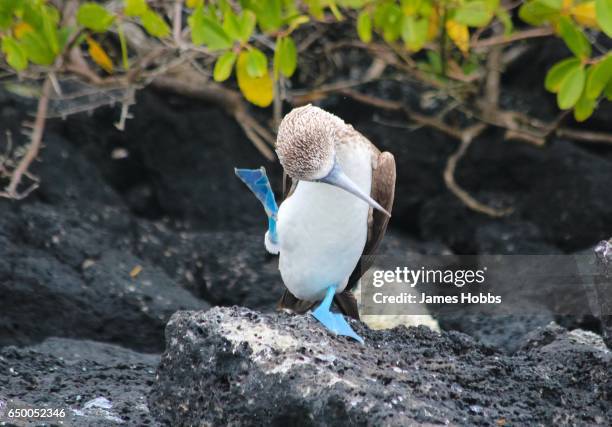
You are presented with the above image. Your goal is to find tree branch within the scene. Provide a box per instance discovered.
[0,77,51,199]
[443,123,513,217]
[472,27,554,49]
[556,128,612,145]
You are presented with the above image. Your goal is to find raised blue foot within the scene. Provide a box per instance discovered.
[312,286,364,344]
[235,167,278,243]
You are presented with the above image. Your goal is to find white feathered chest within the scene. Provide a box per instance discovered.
[276,141,373,301]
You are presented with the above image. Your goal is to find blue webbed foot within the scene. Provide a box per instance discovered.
[311,286,364,344]
[235,167,279,243]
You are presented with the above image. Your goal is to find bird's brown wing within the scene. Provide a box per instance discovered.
[332,151,396,319]
[347,151,396,291]
[276,152,396,320]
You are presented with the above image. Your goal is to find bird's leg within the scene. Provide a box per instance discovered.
[312,286,364,344]
[234,167,279,248]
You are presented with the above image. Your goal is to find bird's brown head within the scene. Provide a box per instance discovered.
[275,105,390,216]
[275,105,345,181]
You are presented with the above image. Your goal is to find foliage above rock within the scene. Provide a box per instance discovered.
[0,0,610,120]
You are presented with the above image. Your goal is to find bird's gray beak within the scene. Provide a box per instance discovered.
[319,162,391,217]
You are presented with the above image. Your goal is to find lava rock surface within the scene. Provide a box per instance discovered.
[0,337,159,426]
[150,307,611,426]
[0,198,207,352]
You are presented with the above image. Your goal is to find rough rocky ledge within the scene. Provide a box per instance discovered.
[0,338,159,426]
[150,307,611,426]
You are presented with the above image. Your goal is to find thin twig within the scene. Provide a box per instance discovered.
[444,123,513,217]
[556,128,612,145]
[0,77,51,199]
[114,87,135,130]
[472,27,554,49]
[173,0,184,47]
[0,130,13,176]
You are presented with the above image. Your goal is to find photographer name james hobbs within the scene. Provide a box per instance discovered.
[372,292,502,305]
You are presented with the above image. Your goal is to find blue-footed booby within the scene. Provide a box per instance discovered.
[236,105,396,343]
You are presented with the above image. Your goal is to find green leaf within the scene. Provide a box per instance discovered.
[574,90,596,121]
[373,3,387,28]
[223,10,242,41]
[286,14,310,31]
[1,36,27,71]
[141,9,170,37]
[0,15,12,31]
[518,0,559,26]
[340,0,368,7]
[382,4,402,42]
[305,0,324,19]
[58,26,74,53]
[596,0,612,37]
[40,5,60,55]
[484,0,501,9]
[557,65,585,109]
[585,55,612,99]
[401,15,428,52]
[274,36,297,78]
[539,0,562,9]
[213,51,237,82]
[238,11,256,42]
[545,57,581,92]
[0,0,22,30]
[454,1,493,27]
[246,48,267,78]
[117,21,130,70]
[77,3,115,32]
[282,0,299,16]
[236,51,274,107]
[357,10,372,43]
[256,0,282,32]
[558,16,591,59]
[21,1,43,31]
[20,30,55,65]
[401,0,423,16]
[188,6,232,49]
[217,0,231,15]
[125,0,148,17]
[223,9,256,43]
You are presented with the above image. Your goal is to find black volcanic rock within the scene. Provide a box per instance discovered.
[594,239,612,348]
[132,221,284,311]
[0,135,208,352]
[150,307,611,426]
[0,337,159,426]
[419,137,612,254]
[49,90,283,230]
[0,202,207,352]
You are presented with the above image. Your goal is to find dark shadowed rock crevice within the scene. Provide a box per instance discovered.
[150,307,611,426]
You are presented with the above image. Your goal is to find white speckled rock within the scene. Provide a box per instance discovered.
[149,307,611,426]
